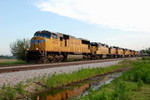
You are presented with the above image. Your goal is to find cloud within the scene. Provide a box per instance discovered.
[34,0,150,32]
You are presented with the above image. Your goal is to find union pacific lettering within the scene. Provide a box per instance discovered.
[31,40,45,44]
[53,41,58,44]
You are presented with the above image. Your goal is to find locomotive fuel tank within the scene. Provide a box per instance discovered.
[67,55,83,60]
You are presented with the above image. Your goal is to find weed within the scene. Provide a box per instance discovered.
[1,83,6,90]
[3,85,17,100]
[113,81,130,100]
[137,78,144,90]
[26,79,33,83]
[44,65,124,88]
[14,82,26,95]
[142,57,150,60]
[35,85,41,92]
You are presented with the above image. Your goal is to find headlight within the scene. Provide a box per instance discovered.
[36,48,39,50]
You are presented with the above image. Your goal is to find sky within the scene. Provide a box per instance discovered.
[0,0,150,55]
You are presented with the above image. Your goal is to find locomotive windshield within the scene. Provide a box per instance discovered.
[34,33,51,38]
[90,42,98,46]
[34,31,51,38]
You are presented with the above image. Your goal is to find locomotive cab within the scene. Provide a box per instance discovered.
[30,31,50,51]
[27,30,57,63]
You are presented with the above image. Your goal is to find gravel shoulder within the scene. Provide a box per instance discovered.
[0,58,138,87]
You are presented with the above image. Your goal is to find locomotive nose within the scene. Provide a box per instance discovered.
[30,36,46,51]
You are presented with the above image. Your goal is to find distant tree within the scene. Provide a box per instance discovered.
[140,48,150,56]
[146,48,150,56]
[141,49,146,53]
[0,55,4,59]
[10,38,30,60]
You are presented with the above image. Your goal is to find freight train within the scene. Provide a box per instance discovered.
[26,30,140,63]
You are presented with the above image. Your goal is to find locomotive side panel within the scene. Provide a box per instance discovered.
[47,37,60,52]
[97,46,109,55]
[81,44,90,53]
[69,38,82,53]
[110,48,116,55]
[118,48,124,57]
[125,49,130,57]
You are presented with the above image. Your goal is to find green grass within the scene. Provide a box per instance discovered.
[0,60,30,65]
[39,64,126,88]
[142,56,150,60]
[130,84,150,100]
[78,57,150,100]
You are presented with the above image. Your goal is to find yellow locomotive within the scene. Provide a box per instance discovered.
[27,30,91,63]
[27,30,140,63]
[90,42,109,59]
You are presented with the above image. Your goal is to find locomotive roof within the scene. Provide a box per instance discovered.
[112,46,133,51]
[91,42,109,47]
[112,46,119,48]
[112,46,123,49]
[57,32,75,38]
[57,32,90,41]
[35,30,57,35]
[36,30,90,41]
[79,38,90,41]
[110,46,116,49]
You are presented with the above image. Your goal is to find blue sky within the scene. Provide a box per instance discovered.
[0,0,150,55]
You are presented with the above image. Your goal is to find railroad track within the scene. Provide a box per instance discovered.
[0,57,139,74]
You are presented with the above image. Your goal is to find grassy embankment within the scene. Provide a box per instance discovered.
[0,59,29,65]
[0,59,132,100]
[78,57,150,100]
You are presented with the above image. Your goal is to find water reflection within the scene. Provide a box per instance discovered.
[28,72,121,100]
[32,84,90,100]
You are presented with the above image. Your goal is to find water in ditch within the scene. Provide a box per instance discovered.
[26,72,121,100]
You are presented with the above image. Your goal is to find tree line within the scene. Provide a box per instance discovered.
[140,48,150,56]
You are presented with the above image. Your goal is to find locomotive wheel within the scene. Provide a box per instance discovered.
[83,55,88,60]
[57,55,64,62]
[50,59,54,63]
[48,54,63,63]
[88,55,91,60]
[55,55,59,62]
[92,56,98,60]
[98,56,101,59]
[37,59,42,63]
[39,57,48,63]
[50,56,57,63]
[95,56,99,60]
[43,57,48,63]
[51,54,60,63]
[91,56,94,60]
[48,54,56,63]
